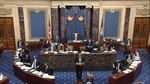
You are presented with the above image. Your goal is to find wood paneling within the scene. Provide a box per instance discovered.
[0,17,15,50]
[133,17,150,49]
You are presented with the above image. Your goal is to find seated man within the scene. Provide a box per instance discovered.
[126,54,133,65]
[86,39,93,52]
[106,39,114,51]
[93,41,100,49]
[112,60,123,74]
[23,54,31,66]
[42,40,50,49]
[41,63,54,75]
[18,49,25,62]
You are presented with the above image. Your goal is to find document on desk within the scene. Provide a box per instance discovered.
[123,69,132,73]
[21,66,31,71]
[15,62,23,66]
[42,73,55,79]
[32,71,39,74]
[0,73,4,80]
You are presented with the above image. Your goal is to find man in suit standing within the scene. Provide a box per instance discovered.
[112,60,122,74]
[76,54,84,80]
[31,56,39,69]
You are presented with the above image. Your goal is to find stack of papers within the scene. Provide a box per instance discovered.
[36,71,43,76]
[44,51,49,54]
[32,71,39,74]
[54,51,58,54]
[134,56,140,61]
[103,51,108,53]
[0,73,3,80]
[85,52,90,54]
[20,66,31,71]
[42,74,55,79]
[15,62,23,66]
[129,61,139,69]
[73,51,78,54]
[109,49,116,53]
[29,69,35,72]
[123,69,132,73]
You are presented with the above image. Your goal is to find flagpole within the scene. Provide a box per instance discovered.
[98,0,103,42]
[50,0,53,43]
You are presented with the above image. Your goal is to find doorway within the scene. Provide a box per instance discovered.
[0,17,15,50]
[132,17,150,48]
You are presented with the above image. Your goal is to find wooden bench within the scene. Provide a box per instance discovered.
[0,43,4,56]
[147,45,150,53]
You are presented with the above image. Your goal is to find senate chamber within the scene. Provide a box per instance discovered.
[0,0,150,84]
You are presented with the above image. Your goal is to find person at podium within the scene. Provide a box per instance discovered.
[86,39,93,52]
[112,60,123,74]
[75,54,84,80]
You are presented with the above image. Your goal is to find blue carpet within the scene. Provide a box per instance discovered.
[0,49,149,84]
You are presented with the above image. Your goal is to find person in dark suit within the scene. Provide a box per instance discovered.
[106,39,114,51]
[86,39,93,52]
[42,40,50,49]
[18,39,23,48]
[41,63,54,75]
[31,56,40,70]
[75,54,84,80]
[23,54,31,67]
[112,60,123,74]
[86,72,94,84]
[18,49,25,62]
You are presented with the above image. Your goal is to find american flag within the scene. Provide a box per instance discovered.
[48,21,52,43]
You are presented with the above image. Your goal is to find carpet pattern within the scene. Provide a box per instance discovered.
[0,49,149,84]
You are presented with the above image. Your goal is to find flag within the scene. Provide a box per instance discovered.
[48,21,52,43]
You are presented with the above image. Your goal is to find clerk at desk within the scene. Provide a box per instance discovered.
[42,40,50,49]
[41,63,54,75]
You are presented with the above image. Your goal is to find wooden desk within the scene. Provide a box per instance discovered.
[13,63,55,84]
[39,52,116,71]
[0,49,3,57]
[26,42,43,51]
[99,40,124,51]
[0,44,4,57]
[64,41,85,51]
[109,62,142,84]
[147,45,150,53]
[0,76,9,84]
